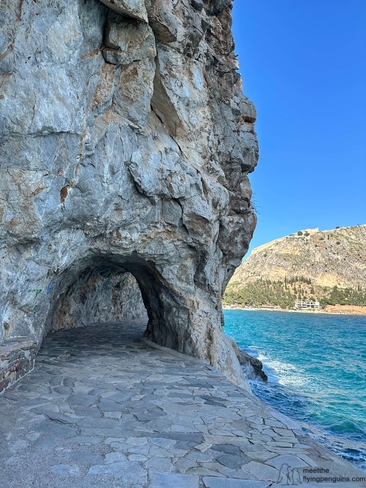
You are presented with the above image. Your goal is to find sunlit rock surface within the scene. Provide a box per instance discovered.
[0,0,258,388]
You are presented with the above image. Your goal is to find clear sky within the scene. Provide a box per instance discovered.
[232,0,366,255]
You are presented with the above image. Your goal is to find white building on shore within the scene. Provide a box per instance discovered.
[295,300,320,310]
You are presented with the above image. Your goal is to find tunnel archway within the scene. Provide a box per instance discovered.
[47,254,192,354]
[52,266,147,331]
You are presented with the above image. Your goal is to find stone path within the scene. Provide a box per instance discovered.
[1,321,365,488]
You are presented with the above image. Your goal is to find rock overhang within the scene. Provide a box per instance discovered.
[0,0,258,391]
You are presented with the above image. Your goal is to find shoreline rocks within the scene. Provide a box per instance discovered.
[228,337,268,382]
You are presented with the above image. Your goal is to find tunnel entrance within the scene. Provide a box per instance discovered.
[53,267,147,332]
[0,254,248,393]
[49,255,191,354]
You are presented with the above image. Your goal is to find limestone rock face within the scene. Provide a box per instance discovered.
[0,0,258,388]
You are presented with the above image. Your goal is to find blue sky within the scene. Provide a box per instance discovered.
[232,0,366,254]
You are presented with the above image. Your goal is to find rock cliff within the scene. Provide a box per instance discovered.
[0,0,258,388]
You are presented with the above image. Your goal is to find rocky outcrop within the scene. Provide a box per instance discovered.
[229,337,268,382]
[237,350,268,382]
[0,0,258,388]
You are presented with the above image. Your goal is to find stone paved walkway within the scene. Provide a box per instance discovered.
[1,321,365,488]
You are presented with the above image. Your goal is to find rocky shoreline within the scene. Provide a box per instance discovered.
[228,337,268,382]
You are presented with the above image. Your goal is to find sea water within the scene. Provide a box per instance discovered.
[223,310,366,472]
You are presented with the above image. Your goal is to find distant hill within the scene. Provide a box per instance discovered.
[224,225,366,311]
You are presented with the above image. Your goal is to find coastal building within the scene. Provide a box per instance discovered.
[295,300,320,310]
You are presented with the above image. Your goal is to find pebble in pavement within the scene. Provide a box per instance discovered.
[0,321,365,488]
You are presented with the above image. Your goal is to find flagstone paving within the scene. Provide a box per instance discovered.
[1,321,365,488]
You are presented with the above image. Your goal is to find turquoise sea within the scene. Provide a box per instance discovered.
[223,310,366,473]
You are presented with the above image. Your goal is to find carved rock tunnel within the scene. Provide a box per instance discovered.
[0,252,249,393]
[47,254,193,355]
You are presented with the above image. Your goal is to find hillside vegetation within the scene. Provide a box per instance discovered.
[224,225,366,311]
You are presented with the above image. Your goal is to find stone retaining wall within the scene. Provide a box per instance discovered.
[0,341,38,393]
